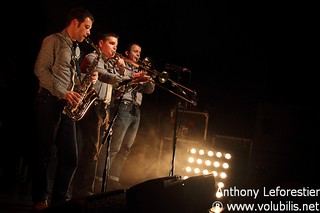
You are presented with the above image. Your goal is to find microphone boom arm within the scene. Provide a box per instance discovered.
[117,54,197,106]
[151,80,197,106]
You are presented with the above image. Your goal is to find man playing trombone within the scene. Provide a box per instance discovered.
[103,42,155,190]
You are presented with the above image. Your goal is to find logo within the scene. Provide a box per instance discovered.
[209,201,224,213]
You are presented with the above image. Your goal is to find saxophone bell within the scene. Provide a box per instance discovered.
[62,37,100,121]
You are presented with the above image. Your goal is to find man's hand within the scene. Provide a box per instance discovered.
[90,71,98,84]
[131,71,152,84]
[116,58,126,71]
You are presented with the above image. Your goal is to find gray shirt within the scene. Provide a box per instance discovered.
[34,29,79,99]
[121,62,155,106]
[81,52,123,104]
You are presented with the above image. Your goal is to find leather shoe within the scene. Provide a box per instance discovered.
[106,180,122,191]
[32,200,48,212]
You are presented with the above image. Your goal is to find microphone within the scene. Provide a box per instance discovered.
[165,64,190,73]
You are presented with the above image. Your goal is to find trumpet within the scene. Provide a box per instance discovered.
[99,50,121,68]
[116,54,197,106]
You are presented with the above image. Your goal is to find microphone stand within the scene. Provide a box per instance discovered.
[99,84,128,193]
[169,72,183,177]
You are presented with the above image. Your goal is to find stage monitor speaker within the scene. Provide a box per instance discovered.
[42,189,126,213]
[126,174,216,213]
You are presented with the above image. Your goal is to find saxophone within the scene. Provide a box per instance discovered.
[63,38,100,121]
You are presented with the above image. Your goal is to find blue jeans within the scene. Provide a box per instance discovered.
[108,102,140,181]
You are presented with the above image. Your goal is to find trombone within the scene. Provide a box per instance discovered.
[117,54,197,106]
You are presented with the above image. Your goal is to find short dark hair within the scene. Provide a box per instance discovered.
[98,32,119,42]
[126,42,141,52]
[66,7,94,26]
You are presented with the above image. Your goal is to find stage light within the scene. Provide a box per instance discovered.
[225,153,231,159]
[199,149,205,155]
[196,158,203,164]
[203,169,210,175]
[217,182,224,188]
[216,190,223,199]
[213,161,220,167]
[222,162,229,169]
[178,145,233,199]
[220,172,227,179]
[188,157,194,163]
[194,167,200,174]
[216,151,222,158]
[185,166,192,172]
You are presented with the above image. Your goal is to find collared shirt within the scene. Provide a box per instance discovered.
[121,62,155,106]
[34,29,79,99]
[81,52,122,105]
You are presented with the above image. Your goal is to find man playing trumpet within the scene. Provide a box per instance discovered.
[72,32,127,198]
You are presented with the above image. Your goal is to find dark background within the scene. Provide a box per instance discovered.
[1,0,319,191]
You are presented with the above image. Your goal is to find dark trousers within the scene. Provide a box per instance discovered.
[31,89,78,204]
[72,100,108,198]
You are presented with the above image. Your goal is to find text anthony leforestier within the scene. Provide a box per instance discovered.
[222,186,320,199]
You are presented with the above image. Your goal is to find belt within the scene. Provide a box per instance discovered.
[121,100,139,107]
[94,100,108,109]
[38,87,59,98]
[38,87,52,95]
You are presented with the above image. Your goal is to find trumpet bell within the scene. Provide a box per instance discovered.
[159,71,169,83]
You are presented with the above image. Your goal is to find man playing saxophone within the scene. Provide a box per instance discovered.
[72,32,129,198]
[32,7,97,211]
